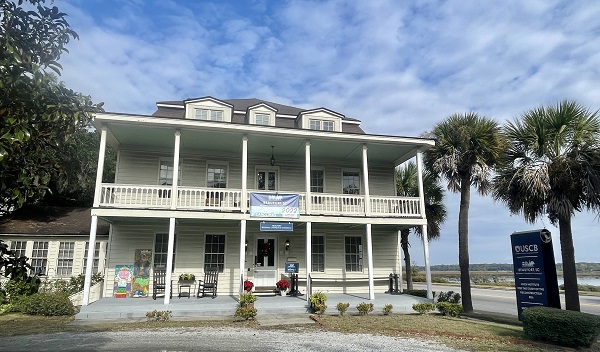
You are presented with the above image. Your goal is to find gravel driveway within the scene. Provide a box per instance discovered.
[0,327,465,352]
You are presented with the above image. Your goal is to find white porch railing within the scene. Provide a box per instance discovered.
[99,184,422,217]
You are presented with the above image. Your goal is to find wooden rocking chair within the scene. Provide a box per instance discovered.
[197,267,219,298]
[152,265,172,300]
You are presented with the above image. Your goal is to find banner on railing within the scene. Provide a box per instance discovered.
[250,193,300,218]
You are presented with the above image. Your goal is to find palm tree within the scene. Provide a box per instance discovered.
[396,161,447,290]
[493,100,600,311]
[424,113,505,313]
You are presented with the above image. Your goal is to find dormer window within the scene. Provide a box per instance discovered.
[195,109,224,121]
[255,113,270,125]
[309,119,335,131]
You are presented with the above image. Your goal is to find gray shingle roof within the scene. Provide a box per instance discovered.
[0,207,109,236]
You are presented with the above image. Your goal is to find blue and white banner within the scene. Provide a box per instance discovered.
[250,193,300,218]
[260,222,294,232]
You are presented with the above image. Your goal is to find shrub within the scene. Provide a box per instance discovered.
[39,273,104,295]
[437,291,461,304]
[412,302,435,314]
[383,304,393,315]
[146,310,172,321]
[522,306,600,348]
[239,291,257,306]
[356,302,374,316]
[234,306,257,320]
[436,302,463,317]
[17,293,76,316]
[3,279,37,302]
[309,291,327,314]
[336,302,350,316]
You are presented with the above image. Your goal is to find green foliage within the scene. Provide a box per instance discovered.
[234,306,257,320]
[356,302,374,316]
[412,302,436,314]
[16,292,76,316]
[436,302,463,317]
[309,291,327,314]
[437,291,461,304]
[336,302,350,316]
[3,279,38,302]
[403,289,428,298]
[0,0,104,210]
[522,306,600,348]
[239,291,257,305]
[39,273,104,296]
[146,310,172,322]
[383,304,393,315]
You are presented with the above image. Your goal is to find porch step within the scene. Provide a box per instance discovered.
[254,286,276,296]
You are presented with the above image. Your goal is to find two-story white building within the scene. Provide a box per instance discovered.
[83,97,435,305]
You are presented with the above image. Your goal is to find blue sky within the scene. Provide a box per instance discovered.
[55,0,600,265]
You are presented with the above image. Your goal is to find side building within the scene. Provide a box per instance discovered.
[84,97,435,305]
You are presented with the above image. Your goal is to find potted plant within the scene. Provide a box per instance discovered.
[178,273,195,282]
[239,291,257,308]
[276,279,290,295]
[243,279,254,292]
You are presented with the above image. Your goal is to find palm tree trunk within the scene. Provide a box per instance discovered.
[558,217,580,311]
[459,175,473,313]
[400,229,412,290]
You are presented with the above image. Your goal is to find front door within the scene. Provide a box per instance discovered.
[257,170,278,191]
[254,236,277,287]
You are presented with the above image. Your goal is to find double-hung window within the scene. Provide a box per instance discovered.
[342,171,360,195]
[204,234,225,273]
[207,164,227,188]
[57,242,75,276]
[10,241,27,258]
[345,236,363,272]
[31,241,48,275]
[309,119,335,131]
[255,113,270,125]
[195,109,224,121]
[83,241,101,274]
[311,169,324,204]
[154,234,176,271]
[312,235,325,272]
[158,160,181,198]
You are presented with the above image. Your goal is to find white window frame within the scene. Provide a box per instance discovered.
[344,236,363,272]
[255,165,280,191]
[194,108,224,121]
[204,233,226,273]
[342,169,361,195]
[311,234,325,272]
[83,241,102,275]
[31,241,49,275]
[154,233,176,272]
[323,120,334,131]
[206,161,228,189]
[57,242,75,277]
[10,240,27,258]
[310,168,325,193]
[255,113,270,125]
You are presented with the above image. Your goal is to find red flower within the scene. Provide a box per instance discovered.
[276,279,290,290]
[244,279,254,291]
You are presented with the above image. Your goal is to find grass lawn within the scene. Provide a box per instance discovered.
[1,312,598,352]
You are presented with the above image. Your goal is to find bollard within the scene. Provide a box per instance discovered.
[393,273,399,293]
[388,273,394,293]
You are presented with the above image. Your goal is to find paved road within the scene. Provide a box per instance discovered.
[0,327,466,352]
[415,284,600,316]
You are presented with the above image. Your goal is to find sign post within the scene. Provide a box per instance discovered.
[511,229,560,320]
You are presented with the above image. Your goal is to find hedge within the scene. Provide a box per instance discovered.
[522,306,600,348]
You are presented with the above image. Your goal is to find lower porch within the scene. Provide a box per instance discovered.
[74,293,432,323]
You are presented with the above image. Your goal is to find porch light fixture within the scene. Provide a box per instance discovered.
[270,145,276,166]
[245,240,248,253]
[284,238,290,252]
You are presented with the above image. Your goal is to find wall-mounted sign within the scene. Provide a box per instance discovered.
[260,222,294,232]
[511,229,560,320]
[285,262,299,273]
[250,193,299,218]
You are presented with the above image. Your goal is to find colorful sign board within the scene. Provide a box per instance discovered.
[250,193,300,218]
[285,262,299,273]
[260,222,294,232]
[113,265,133,298]
[511,229,560,320]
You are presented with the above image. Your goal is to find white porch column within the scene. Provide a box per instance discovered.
[164,218,176,304]
[366,224,374,300]
[305,141,311,215]
[241,136,248,213]
[170,130,181,210]
[82,216,98,306]
[305,221,312,301]
[362,144,371,216]
[416,151,432,298]
[239,219,247,294]
[422,224,433,299]
[92,125,107,207]
[397,230,403,292]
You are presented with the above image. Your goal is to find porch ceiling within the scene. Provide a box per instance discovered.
[99,117,433,165]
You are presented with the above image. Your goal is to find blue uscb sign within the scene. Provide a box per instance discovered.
[285,262,299,273]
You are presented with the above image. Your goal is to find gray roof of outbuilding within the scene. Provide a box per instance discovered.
[0,207,109,236]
